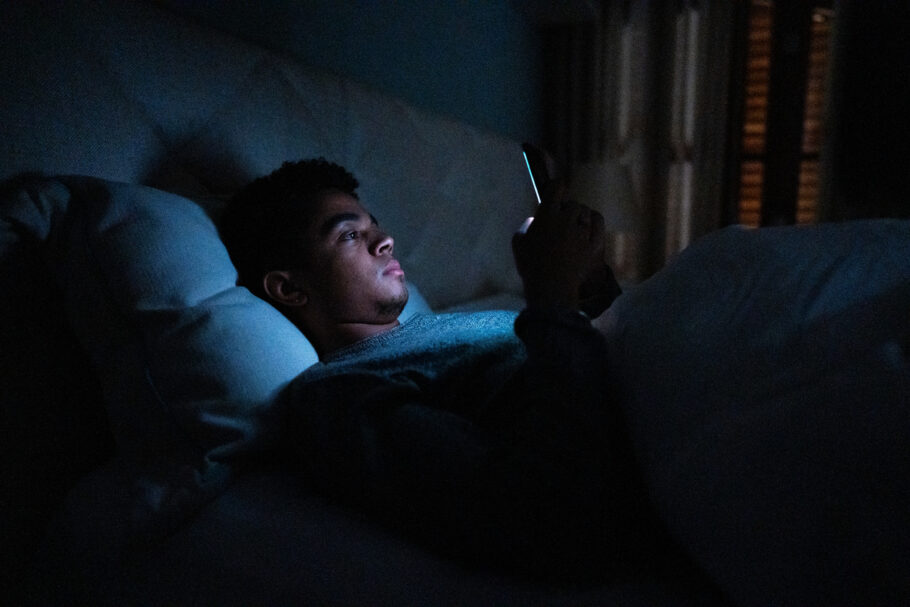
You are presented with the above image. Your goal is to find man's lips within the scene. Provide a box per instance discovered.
[383,259,405,277]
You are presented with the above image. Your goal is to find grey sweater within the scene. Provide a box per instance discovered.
[280,309,655,581]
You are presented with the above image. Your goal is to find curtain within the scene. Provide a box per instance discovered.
[542,0,737,281]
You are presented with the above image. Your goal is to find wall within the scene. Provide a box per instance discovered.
[822,0,910,220]
[157,0,543,142]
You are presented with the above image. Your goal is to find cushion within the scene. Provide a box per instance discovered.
[1,175,430,540]
[603,221,910,605]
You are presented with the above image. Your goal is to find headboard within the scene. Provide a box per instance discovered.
[0,0,535,310]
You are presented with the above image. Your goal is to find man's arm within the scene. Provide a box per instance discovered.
[505,193,646,562]
[283,369,624,581]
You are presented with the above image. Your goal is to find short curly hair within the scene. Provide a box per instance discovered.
[219,158,359,298]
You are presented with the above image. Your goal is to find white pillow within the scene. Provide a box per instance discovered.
[53,177,317,456]
[3,175,431,537]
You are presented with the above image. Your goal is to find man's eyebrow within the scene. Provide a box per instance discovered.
[319,212,378,236]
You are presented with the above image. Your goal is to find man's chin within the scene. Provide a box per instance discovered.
[377,285,409,319]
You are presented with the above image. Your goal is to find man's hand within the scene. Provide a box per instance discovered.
[577,261,622,319]
[512,198,608,312]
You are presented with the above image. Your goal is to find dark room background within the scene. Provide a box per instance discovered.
[156,0,910,281]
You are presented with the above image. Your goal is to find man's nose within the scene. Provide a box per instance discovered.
[371,231,394,256]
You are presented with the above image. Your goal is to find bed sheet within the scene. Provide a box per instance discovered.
[33,461,723,606]
[603,221,910,605]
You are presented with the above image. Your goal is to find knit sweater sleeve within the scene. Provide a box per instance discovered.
[281,310,629,581]
[512,306,611,410]
[284,369,594,578]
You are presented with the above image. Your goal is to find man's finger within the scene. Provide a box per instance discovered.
[540,179,568,206]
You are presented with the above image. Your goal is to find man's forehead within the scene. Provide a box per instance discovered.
[317,211,378,236]
[304,191,374,230]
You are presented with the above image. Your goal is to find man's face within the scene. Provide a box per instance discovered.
[295,189,408,324]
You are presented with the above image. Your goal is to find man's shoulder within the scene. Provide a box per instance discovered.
[411,309,519,328]
[404,309,519,342]
[379,308,519,346]
[306,309,520,371]
[281,309,526,414]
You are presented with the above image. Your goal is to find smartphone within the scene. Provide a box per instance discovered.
[521,142,550,205]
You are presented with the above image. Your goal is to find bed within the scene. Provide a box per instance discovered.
[2,1,909,605]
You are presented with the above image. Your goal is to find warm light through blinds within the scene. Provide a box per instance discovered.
[736,1,832,227]
[796,8,833,224]
[737,1,773,226]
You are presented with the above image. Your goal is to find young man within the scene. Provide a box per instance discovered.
[220,158,673,584]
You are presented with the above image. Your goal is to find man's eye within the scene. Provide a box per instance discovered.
[341,231,358,240]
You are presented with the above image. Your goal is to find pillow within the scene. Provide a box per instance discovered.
[603,221,910,605]
[1,176,434,540]
[0,176,320,535]
[400,280,433,321]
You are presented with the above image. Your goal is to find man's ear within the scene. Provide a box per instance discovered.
[263,270,307,307]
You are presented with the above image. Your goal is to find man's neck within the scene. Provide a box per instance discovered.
[310,319,401,359]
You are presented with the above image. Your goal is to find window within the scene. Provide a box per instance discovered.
[732,0,833,227]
